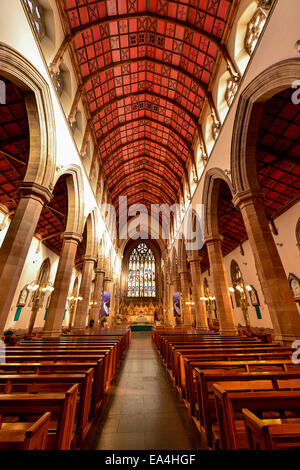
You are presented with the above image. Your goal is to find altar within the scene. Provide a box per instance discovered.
[130,313,153,331]
[119,302,158,331]
[121,302,155,322]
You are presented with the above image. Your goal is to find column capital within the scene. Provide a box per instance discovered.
[83,255,97,263]
[178,269,189,277]
[188,253,202,264]
[232,189,265,209]
[61,231,82,243]
[95,268,105,275]
[204,234,223,245]
[18,182,53,205]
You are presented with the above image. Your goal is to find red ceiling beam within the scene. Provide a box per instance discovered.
[101,137,186,168]
[111,168,178,200]
[116,188,169,208]
[53,12,223,65]
[91,90,198,125]
[82,57,208,97]
[97,116,192,149]
[105,153,182,185]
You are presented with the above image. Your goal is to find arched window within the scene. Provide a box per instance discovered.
[24,0,46,41]
[128,243,156,298]
[230,260,243,307]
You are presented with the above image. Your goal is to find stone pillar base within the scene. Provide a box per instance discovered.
[219,326,239,336]
[40,329,62,338]
[196,326,210,332]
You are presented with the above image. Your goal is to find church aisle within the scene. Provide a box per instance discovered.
[83,332,204,450]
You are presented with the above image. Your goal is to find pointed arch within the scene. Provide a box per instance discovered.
[0,43,56,191]
[231,59,300,194]
[53,164,85,236]
[202,168,234,240]
[84,208,99,258]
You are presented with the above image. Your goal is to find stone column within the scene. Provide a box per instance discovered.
[189,256,209,331]
[90,268,105,326]
[73,255,96,330]
[233,190,300,342]
[164,278,170,325]
[0,183,52,334]
[114,282,120,316]
[179,270,193,326]
[42,232,82,337]
[206,235,238,335]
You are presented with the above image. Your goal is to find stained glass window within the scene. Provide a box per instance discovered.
[127,243,156,298]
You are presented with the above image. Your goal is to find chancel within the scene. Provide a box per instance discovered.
[0,0,299,453]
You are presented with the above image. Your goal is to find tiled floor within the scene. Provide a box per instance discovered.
[83,332,205,450]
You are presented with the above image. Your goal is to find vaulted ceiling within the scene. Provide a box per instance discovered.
[60,0,238,212]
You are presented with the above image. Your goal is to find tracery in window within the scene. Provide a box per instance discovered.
[127,243,156,298]
[245,8,267,56]
[24,0,46,41]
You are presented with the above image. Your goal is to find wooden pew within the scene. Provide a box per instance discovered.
[163,338,262,364]
[161,337,261,362]
[0,384,78,450]
[0,370,93,446]
[0,412,50,450]
[0,361,103,415]
[242,408,300,450]
[174,348,292,388]
[194,369,300,448]
[16,342,121,378]
[4,348,116,384]
[168,343,287,372]
[212,386,300,450]
[182,353,294,403]
[1,353,109,389]
[183,357,296,409]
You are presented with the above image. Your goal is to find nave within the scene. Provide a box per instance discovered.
[83,332,203,450]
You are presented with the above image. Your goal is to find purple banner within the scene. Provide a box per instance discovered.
[173,292,181,317]
[102,291,111,317]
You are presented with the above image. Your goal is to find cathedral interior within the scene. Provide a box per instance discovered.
[0,0,299,453]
